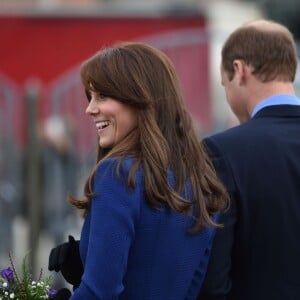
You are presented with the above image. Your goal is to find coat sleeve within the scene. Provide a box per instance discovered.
[198,137,237,300]
[71,158,141,300]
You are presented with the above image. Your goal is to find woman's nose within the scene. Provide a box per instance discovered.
[85,99,98,115]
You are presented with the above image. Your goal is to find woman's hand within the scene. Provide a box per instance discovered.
[48,235,84,288]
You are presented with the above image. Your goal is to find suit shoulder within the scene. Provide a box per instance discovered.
[206,121,260,144]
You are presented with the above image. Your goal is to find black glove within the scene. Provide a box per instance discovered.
[51,288,72,299]
[48,235,84,288]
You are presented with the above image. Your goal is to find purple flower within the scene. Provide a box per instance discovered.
[48,288,58,298]
[1,267,14,281]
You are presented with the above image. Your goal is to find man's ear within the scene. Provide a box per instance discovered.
[232,59,248,85]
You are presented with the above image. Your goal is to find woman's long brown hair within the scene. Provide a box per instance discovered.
[69,42,229,233]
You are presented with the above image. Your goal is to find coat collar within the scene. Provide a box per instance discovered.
[253,105,300,119]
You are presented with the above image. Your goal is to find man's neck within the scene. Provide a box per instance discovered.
[246,81,295,117]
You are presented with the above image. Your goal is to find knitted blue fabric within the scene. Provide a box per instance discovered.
[71,157,217,300]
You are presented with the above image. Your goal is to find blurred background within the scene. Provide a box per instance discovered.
[1,0,300,288]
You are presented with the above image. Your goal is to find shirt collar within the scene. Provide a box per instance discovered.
[251,94,300,117]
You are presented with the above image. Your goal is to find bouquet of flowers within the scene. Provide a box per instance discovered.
[0,253,57,300]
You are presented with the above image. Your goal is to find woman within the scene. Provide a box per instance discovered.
[50,42,228,300]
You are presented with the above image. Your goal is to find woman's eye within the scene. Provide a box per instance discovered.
[89,91,107,102]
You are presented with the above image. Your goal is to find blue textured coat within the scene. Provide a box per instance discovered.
[71,157,217,300]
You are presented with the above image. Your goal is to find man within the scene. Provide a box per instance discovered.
[199,20,300,300]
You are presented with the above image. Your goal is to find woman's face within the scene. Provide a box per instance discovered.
[86,90,138,149]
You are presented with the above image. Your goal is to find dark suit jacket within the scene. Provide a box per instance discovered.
[199,105,300,300]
